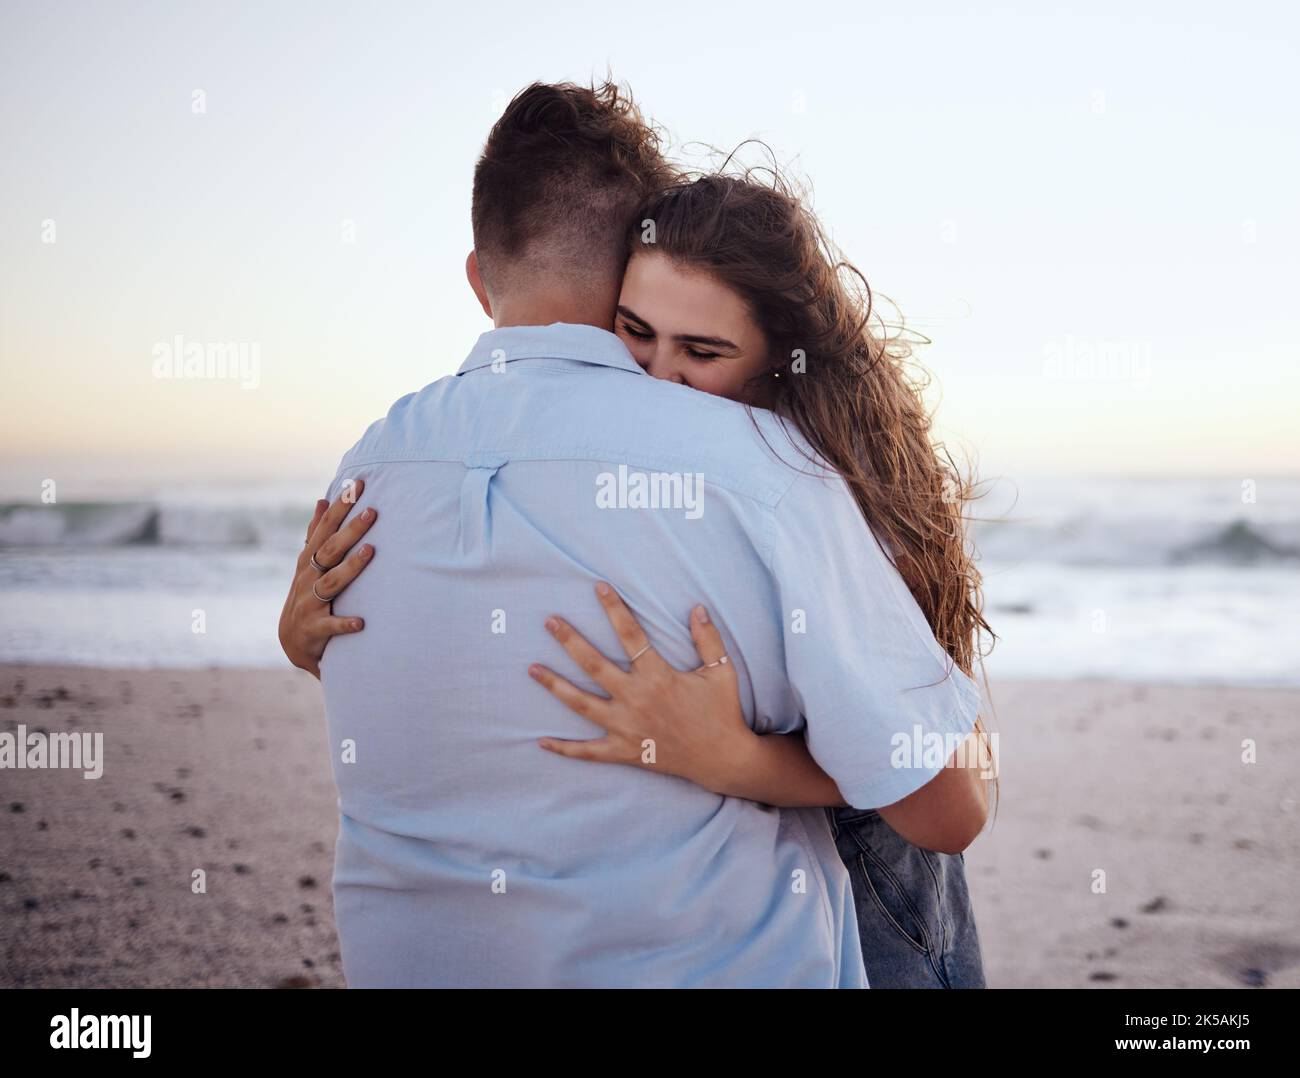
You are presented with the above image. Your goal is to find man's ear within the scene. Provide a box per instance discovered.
[466,251,492,318]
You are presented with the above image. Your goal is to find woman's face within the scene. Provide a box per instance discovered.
[614,251,771,405]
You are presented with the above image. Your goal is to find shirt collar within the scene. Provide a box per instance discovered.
[457,323,645,377]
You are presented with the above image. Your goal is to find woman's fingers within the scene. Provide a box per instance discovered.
[304,499,327,545]
[297,498,330,571]
[593,581,667,672]
[528,663,613,727]
[314,506,377,570]
[307,479,366,554]
[320,614,365,638]
[543,617,627,693]
[688,604,731,674]
[314,543,375,601]
[537,735,627,764]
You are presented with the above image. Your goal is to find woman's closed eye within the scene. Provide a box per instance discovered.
[620,322,653,341]
[621,323,719,362]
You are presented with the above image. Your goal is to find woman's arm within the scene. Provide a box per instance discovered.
[726,708,992,850]
[277,481,377,678]
[722,731,848,808]
[532,583,990,850]
[533,584,846,808]
[876,728,991,853]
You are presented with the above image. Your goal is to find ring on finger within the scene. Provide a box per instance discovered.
[309,553,329,573]
[701,654,730,669]
[312,580,333,603]
[628,643,652,663]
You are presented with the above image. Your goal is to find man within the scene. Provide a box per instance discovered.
[308,81,981,987]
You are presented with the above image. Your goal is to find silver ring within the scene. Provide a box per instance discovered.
[628,643,651,663]
[312,580,332,603]
[309,553,328,573]
[702,655,730,669]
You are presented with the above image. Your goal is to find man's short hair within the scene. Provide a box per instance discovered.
[471,80,673,295]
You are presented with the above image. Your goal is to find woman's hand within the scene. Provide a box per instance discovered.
[278,481,376,678]
[531,582,848,807]
[530,582,755,793]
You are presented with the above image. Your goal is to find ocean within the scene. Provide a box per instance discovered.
[1,473,1296,685]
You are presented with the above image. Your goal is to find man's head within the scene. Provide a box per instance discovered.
[468,80,673,327]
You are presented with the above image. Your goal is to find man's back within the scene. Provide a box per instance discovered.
[319,324,979,987]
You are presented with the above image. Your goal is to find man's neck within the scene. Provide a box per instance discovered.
[491,293,617,333]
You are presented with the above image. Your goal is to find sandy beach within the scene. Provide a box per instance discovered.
[1,664,1297,989]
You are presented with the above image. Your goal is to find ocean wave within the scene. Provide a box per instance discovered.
[0,502,308,550]
[1170,521,1300,565]
[5,492,1299,568]
[974,515,1300,567]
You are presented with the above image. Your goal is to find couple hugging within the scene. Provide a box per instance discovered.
[278,79,993,988]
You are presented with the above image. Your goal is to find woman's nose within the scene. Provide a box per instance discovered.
[641,351,686,385]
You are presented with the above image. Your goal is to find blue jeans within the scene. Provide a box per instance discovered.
[829,807,986,988]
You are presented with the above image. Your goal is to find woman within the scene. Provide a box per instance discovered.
[281,168,995,988]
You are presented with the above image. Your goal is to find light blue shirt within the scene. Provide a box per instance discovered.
[319,323,981,988]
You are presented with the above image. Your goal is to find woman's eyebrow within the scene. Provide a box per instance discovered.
[676,332,739,352]
[617,305,739,352]
[616,305,652,330]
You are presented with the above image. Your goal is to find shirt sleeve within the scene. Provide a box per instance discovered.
[771,465,983,810]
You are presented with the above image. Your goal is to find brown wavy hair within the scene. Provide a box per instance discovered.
[630,165,993,681]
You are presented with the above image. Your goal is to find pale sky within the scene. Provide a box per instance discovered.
[2,0,1297,494]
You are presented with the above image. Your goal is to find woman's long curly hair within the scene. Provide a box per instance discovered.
[630,163,993,681]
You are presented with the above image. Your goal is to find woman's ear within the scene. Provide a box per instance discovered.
[466,251,492,318]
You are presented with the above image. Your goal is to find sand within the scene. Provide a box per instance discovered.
[0,666,343,988]
[1,665,1297,988]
